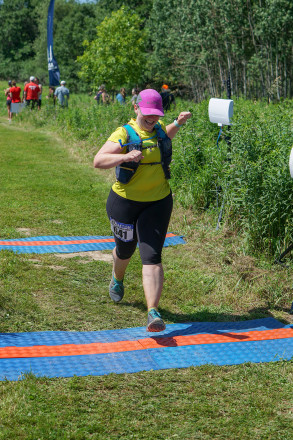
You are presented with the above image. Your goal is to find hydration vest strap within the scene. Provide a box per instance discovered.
[154,122,165,138]
[115,121,171,183]
[118,124,157,148]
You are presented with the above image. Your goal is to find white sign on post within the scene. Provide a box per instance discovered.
[208,98,234,126]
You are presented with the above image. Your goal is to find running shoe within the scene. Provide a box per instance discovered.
[109,275,124,303]
[147,308,166,332]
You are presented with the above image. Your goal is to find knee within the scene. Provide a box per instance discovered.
[140,249,162,265]
[116,245,136,260]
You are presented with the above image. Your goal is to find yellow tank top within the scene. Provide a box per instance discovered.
[108,118,171,202]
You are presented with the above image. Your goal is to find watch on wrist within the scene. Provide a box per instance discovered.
[173,119,182,128]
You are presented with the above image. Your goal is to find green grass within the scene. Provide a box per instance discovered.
[0,123,110,237]
[1,364,292,440]
[0,109,293,439]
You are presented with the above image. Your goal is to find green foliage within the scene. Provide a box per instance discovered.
[171,98,293,256]
[149,0,293,99]
[77,6,146,90]
[0,0,98,86]
[7,85,293,258]
[0,0,39,79]
[33,0,98,88]
[1,0,293,98]
[96,0,152,23]
[170,100,223,208]
[225,100,293,255]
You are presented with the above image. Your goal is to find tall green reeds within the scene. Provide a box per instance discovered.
[14,92,293,257]
[172,99,293,256]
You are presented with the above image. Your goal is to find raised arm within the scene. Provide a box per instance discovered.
[166,111,192,139]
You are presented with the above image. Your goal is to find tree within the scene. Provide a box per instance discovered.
[33,0,98,89]
[77,6,146,90]
[94,0,152,24]
[0,0,40,79]
[149,0,293,99]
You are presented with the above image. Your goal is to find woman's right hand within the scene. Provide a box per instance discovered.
[94,141,143,169]
[124,150,144,162]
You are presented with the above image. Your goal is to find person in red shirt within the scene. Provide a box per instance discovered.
[9,80,22,120]
[10,81,21,103]
[24,76,40,109]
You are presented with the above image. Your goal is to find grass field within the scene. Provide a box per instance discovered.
[0,88,293,439]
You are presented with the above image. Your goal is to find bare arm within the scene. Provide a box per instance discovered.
[94,141,144,169]
[166,111,192,139]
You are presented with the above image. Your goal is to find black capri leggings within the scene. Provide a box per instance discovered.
[106,189,173,265]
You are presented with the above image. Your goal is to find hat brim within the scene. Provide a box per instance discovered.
[139,105,164,117]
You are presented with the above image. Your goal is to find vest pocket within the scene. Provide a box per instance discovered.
[115,166,135,184]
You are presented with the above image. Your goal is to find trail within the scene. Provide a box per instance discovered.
[0,118,110,244]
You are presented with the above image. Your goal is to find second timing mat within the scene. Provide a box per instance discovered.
[0,233,185,254]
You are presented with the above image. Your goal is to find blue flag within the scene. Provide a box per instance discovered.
[47,0,60,86]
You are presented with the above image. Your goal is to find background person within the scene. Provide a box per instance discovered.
[35,77,42,110]
[116,87,126,105]
[9,80,22,120]
[54,80,70,107]
[24,76,40,110]
[99,84,110,104]
[94,86,103,104]
[131,87,139,107]
[94,89,191,332]
[22,81,28,103]
[4,80,12,121]
[160,84,176,111]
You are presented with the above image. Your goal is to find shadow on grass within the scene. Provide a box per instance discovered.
[159,306,292,325]
[114,298,292,325]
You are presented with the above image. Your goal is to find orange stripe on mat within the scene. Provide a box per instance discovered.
[0,238,115,246]
[0,233,176,247]
[1,328,292,359]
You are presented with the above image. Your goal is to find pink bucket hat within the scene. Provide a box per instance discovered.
[136,89,164,116]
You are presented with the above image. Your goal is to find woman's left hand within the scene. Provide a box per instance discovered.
[166,111,192,139]
[177,111,192,126]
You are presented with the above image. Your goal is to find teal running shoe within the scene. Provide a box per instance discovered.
[109,275,124,303]
[147,308,166,332]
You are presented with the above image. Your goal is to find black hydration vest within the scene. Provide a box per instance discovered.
[115,122,172,184]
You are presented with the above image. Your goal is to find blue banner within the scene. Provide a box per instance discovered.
[47,0,60,86]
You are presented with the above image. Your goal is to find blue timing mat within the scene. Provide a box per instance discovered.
[0,318,292,381]
[0,233,185,254]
